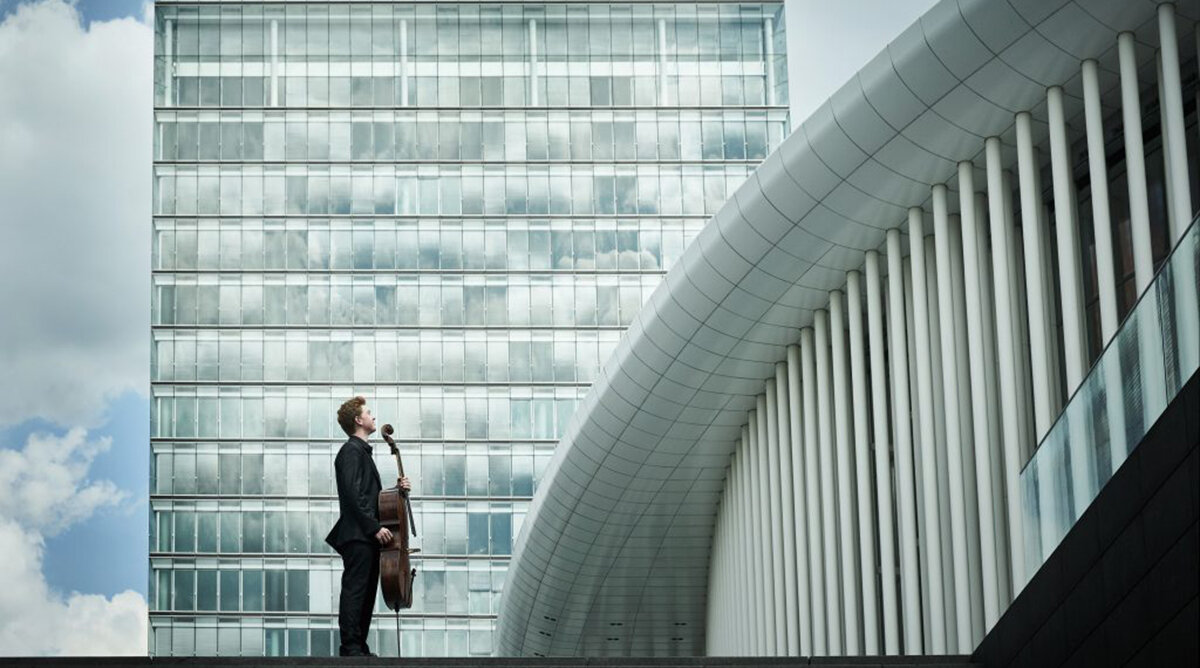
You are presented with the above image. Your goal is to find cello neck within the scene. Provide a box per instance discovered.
[393,450,406,482]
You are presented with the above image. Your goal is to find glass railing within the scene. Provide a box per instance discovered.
[1020,213,1199,579]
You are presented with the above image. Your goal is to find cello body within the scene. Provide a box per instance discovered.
[378,424,418,610]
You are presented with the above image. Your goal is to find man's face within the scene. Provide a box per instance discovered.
[356,405,377,435]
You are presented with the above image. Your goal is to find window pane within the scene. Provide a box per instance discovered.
[196,570,217,610]
[265,570,285,611]
[468,513,488,555]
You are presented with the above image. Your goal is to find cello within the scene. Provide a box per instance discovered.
[378,423,418,612]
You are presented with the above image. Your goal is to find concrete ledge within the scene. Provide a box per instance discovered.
[0,656,979,668]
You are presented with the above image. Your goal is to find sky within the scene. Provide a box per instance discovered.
[783,0,938,125]
[0,0,932,657]
[0,0,146,25]
[0,0,152,656]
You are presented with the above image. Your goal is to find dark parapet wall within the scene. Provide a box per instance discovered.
[973,370,1200,668]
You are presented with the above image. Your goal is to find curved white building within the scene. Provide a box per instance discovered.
[498,0,1199,658]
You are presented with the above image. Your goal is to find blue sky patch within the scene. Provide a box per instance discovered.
[0,390,150,598]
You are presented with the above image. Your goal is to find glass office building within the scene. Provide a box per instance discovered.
[149,1,788,657]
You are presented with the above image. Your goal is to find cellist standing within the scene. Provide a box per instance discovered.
[325,395,412,657]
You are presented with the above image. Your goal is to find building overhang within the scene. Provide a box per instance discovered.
[496,0,1197,655]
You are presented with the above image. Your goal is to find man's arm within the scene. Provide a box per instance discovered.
[335,448,382,538]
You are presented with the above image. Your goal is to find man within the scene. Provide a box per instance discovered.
[325,395,411,657]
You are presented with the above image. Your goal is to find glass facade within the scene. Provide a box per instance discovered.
[150,1,788,657]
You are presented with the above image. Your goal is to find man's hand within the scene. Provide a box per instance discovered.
[375,527,394,545]
[399,476,412,492]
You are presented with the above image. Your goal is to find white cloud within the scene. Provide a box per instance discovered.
[0,426,146,656]
[0,427,127,536]
[0,4,151,648]
[0,519,147,656]
[0,0,152,429]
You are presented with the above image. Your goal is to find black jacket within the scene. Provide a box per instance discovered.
[325,435,383,550]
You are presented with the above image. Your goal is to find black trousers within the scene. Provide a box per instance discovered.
[337,540,380,656]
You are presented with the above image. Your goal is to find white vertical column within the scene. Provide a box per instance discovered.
[726,451,736,653]
[739,439,754,654]
[1119,33,1154,290]
[865,253,900,654]
[884,235,920,654]
[763,390,786,654]
[764,18,776,106]
[724,490,731,651]
[744,446,755,654]
[1118,31,1168,430]
[729,448,739,652]
[732,445,742,653]
[164,19,174,107]
[988,154,1027,594]
[948,213,985,644]
[727,451,738,653]
[814,310,844,654]
[529,19,539,106]
[705,474,715,652]
[907,209,947,653]
[1159,60,1179,237]
[746,423,764,654]
[785,349,814,656]
[756,404,777,654]
[931,185,974,653]
[924,234,959,653]
[727,480,735,652]
[721,488,728,653]
[707,486,717,650]
[1158,4,1200,383]
[829,291,861,654]
[657,19,669,106]
[1047,86,1088,387]
[798,333,827,656]
[1082,61,1118,344]
[958,164,1000,628]
[975,191,1012,604]
[400,19,409,106]
[847,272,879,654]
[1049,84,1098,520]
[1017,112,1066,563]
[1004,168,1036,456]
[773,366,801,656]
[1158,4,1193,233]
[903,257,933,650]
[710,473,718,652]
[1015,112,1055,438]
[731,431,742,651]
[714,493,721,651]
[1038,203,1063,413]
